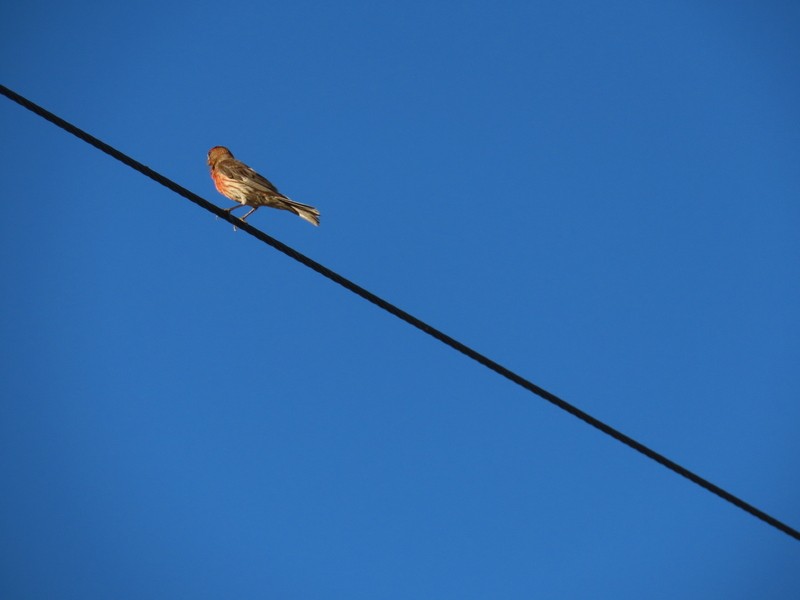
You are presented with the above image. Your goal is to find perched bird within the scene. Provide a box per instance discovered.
[207,146,320,226]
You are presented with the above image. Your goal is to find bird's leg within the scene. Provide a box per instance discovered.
[240,207,258,221]
[219,204,246,231]
[217,204,242,223]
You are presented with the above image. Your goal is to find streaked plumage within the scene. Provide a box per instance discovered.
[207,146,320,226]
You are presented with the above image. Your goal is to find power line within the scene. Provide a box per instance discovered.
[2,83,797,542]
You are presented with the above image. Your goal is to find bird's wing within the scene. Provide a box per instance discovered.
[218,160,284,196]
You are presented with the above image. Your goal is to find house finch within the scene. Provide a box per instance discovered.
[207,146,320,226]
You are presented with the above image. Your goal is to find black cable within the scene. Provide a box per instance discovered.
[2,83,797,542]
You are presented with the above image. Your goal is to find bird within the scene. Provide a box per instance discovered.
[207,146,320,226]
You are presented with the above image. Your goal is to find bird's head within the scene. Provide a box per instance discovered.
[207,146,233,167]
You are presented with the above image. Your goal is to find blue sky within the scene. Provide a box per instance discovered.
[2,1,799,597]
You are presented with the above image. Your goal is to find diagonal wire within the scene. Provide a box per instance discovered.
[2,83,798,542]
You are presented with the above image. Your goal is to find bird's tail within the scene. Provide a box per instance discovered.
[284,198,320,226]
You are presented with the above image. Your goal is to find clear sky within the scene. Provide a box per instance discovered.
[2,1,799,598]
